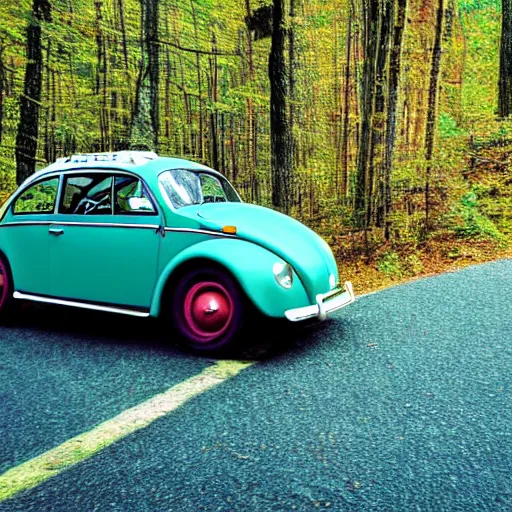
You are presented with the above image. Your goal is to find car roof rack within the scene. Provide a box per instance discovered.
[53,151,159,166]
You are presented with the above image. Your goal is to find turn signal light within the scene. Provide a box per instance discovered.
[222,225,237,234]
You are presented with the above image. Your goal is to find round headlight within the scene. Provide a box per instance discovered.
[273,262,293,289]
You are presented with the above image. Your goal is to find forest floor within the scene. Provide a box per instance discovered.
[332,139,512,296]
[342,239,512,296]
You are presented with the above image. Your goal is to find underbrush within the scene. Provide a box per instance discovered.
[321,136,512,295]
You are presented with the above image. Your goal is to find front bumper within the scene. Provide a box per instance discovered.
[284,281,355,322]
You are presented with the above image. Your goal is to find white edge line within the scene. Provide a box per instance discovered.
[0,360,254,502]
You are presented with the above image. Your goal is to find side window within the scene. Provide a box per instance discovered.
[60,175,112,215]
[200,174,228,203]
[114,176,156,215]
[13,178,59,215]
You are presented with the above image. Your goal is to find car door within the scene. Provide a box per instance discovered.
[0,176,60,295]
[49,171,161,309]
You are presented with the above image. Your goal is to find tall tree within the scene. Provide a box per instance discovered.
[355,0,379,229]
[424,0,444,231]
[245,0,257,201]
[15,0,51,185]
[0,44,5,146]
[372,0,393,227]
[130,0,159,151]
[341,8,353,198]
[94,0,110,151]
[270,0,293,214]
[382,0,408,239]
[499,0,512,116]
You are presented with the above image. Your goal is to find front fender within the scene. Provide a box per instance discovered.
[150,238,310,318]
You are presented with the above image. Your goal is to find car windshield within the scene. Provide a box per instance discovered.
[158,169,241,209]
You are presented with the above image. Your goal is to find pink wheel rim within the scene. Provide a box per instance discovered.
[183,281,234,343]
[0,260,8,309]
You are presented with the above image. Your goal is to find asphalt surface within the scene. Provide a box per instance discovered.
[1,259,512,511]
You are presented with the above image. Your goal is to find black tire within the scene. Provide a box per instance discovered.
[170,267,246,354]
[0,253,18,322]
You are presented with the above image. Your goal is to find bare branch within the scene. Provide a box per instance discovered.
[156,39,241,57]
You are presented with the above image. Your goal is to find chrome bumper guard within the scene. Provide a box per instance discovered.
[284,281,355,322]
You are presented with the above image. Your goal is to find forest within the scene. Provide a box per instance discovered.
[1,0,510,291]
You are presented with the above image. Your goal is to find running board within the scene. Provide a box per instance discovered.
[13,292,150,318]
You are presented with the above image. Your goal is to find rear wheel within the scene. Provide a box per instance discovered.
[170,267,246,353]
[0,254,16,320]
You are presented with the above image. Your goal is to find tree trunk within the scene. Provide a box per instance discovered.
[288,0,296,179]
[15,0,51,185]
[245,0,257,201]
[424,0,444,232]
[94,0,109,151]
[341,12,353,198]
[164,10,171,142]
[373,0,393,228]
[230,114,237,182]
[117,0,129,70]
[383,0,407,239]
[499,0,512,117]
[130,0,159,151]
[190,0,203,160]
[44,41,51,163]
[355,0,379,229]
[270,0,293,214]
[209,33,219,170]
[147,0,159,146]
[0,46,4,146]
[116,0,132,130]
[333,18,341,198]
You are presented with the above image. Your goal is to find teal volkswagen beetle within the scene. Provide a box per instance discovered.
[0,151,355,352]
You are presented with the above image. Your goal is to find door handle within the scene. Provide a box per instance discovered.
[48,227,64,236]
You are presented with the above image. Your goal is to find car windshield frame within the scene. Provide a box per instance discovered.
[0,190,17,221]
[158,168,242,210]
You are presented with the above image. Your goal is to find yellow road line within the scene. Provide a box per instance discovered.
[0,360,253,502]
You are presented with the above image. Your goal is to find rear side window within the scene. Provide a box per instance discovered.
[13,178,59,215]
[60,175,113,215]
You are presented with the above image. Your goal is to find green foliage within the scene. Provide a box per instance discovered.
[376,252,403,278]
[0,0,508,265]
[439,112,467,139]
[13,178,58,213]
[460,6,500,124]
[447,188,504,241]
[403,253,425,275]
[376,251,425,278]
[459,0,500,14]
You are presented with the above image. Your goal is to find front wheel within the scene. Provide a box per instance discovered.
[170,267,246,353]
[0,254,17,321]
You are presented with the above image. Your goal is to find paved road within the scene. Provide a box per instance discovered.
[1,259,511,511]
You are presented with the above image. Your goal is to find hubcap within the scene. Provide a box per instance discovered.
[183,281,234,342]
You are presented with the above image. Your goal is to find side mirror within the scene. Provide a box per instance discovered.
[128,197,154,211]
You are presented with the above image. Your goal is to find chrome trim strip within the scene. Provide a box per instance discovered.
[284,281,355,322]
[13,292,150,318]
[164,227,237,238]
[1,221,160,229]
[0,222,235,234]
[52,221,160,229]
[0,221,51,227]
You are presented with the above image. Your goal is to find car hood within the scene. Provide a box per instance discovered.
[181,202,339,301]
